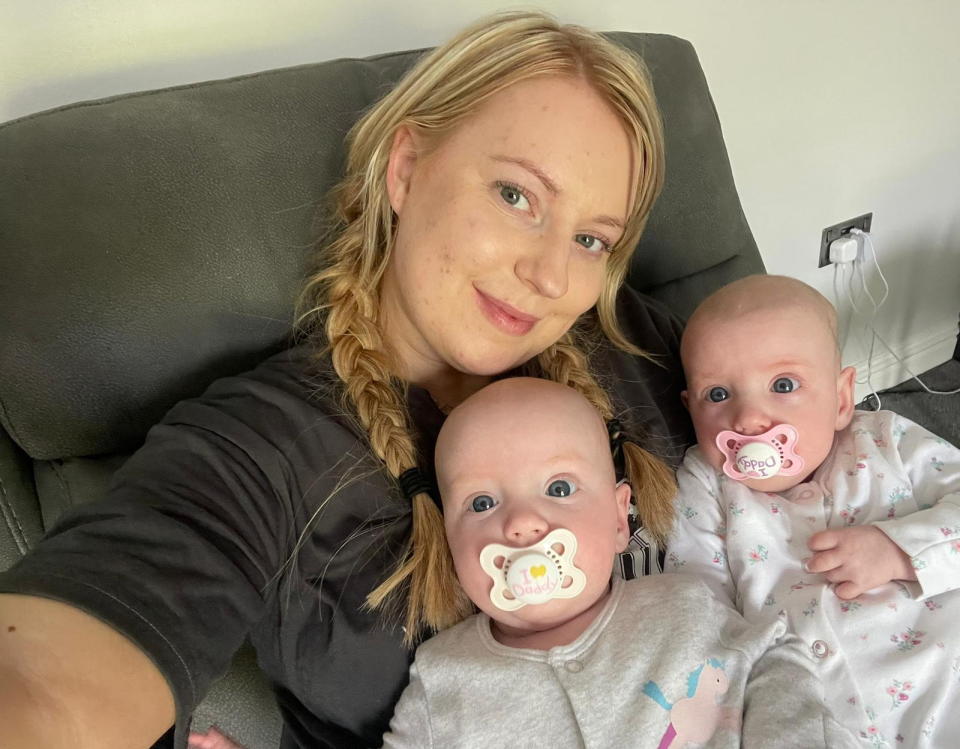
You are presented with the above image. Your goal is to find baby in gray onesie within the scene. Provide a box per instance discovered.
[381,377,857,748]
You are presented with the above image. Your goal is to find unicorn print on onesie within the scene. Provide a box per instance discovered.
[668,275,960,746]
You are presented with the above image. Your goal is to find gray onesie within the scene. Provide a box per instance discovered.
[382,575,860,748]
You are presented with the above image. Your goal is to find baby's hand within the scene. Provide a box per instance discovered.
[805,525,916,600]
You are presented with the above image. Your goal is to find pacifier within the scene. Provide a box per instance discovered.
[479,528,586,611]
[715,424,804,481]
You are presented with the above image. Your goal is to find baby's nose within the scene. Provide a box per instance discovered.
[504,507,548,545]
[732,405,772,436]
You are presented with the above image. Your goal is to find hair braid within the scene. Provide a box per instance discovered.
[536,332,676,545]
[324,271,471,644]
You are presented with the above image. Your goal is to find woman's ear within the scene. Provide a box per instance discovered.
[386,125,420,215]
[680,390,689,411]
[614,481,633,551]
[835,365,857,430]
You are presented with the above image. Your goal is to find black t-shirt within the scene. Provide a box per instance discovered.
[0,287,692,748]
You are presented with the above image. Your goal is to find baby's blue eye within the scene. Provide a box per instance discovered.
[470,495,497,513]
[546,479,576,498]
[771,377,800,394]
[707,386,729,403]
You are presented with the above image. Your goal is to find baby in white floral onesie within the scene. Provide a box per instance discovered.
[668,274,960,746]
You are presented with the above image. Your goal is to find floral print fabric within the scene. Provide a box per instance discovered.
[667,411,960,746]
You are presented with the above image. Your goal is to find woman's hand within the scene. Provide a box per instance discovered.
[805,525,916,599]
[188,726,248,749]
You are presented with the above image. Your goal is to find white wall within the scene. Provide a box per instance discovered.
[3,0,958,400]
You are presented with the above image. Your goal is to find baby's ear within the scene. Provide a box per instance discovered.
[680,390,689,411]
[835,366,857,430]
[614,481,632,551]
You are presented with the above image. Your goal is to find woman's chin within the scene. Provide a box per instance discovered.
[450,346,534,378]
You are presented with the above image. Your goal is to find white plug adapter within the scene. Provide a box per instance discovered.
[829,234,860,264]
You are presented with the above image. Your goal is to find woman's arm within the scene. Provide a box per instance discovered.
[0,593,174,749]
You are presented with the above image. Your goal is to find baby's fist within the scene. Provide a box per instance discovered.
[805,525,915,599]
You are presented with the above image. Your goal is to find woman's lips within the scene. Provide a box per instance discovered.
[474,288,539,336]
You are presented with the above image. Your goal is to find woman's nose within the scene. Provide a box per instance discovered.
[732,404,772,436]
[503,506,549,545]
[514,233,569,299]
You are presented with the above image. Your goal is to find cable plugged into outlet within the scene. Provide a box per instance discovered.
[827,220,960,407]
[828,234,860,264]
[818,212,872,267]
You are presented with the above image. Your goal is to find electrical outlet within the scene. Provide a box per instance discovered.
[818,213,872,267]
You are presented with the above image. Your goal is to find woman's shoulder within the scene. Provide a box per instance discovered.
[160,343,361,449]
[614,284,686,356]
[114,343,398,533]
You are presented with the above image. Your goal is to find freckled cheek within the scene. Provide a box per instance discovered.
[438,248,454,276]
[568,271,606,312]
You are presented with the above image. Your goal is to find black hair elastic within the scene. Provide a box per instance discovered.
[398,467,443,513]
[607,418,628,481]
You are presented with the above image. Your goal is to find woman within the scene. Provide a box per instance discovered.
[0,12,691,749]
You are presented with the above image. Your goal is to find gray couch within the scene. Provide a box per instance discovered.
[0,32,762,748]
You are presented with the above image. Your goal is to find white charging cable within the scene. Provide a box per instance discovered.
[829,228,959,407]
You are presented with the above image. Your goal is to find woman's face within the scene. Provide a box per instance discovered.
[380,75,635,385]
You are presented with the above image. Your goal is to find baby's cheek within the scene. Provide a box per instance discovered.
[698,441,726,473]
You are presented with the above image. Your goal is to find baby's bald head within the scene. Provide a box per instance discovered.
[681,275,840,371]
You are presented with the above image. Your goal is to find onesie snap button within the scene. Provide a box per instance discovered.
[811,640,830,659]
[564,660,583,673]
[794,487,820,503]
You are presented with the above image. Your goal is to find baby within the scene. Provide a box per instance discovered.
[668,274,960,745]
[382,377,857,748]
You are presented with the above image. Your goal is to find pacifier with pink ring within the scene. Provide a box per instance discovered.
[479,528,586,612]
[715,424,804,481]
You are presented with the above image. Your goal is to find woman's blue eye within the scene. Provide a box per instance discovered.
[497,182,529,210]
[707,386,729,403]
[575,234,611,254]
[470,494,497,513]
[546,479,576,498]
[772,377,800,394]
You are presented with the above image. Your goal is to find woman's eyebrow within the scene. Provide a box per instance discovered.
[594,214,625,231]
[490,154,560,196]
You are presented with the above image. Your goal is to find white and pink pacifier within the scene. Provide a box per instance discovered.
[715,424,804,481]
[479,528,586,612]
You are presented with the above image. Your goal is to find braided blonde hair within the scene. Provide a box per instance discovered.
[534,333,677,545]
[295,11,666,644]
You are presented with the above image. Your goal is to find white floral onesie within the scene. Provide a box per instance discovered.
[667,410,960,747]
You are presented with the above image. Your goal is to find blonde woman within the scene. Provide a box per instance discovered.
[0,12,688,749]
